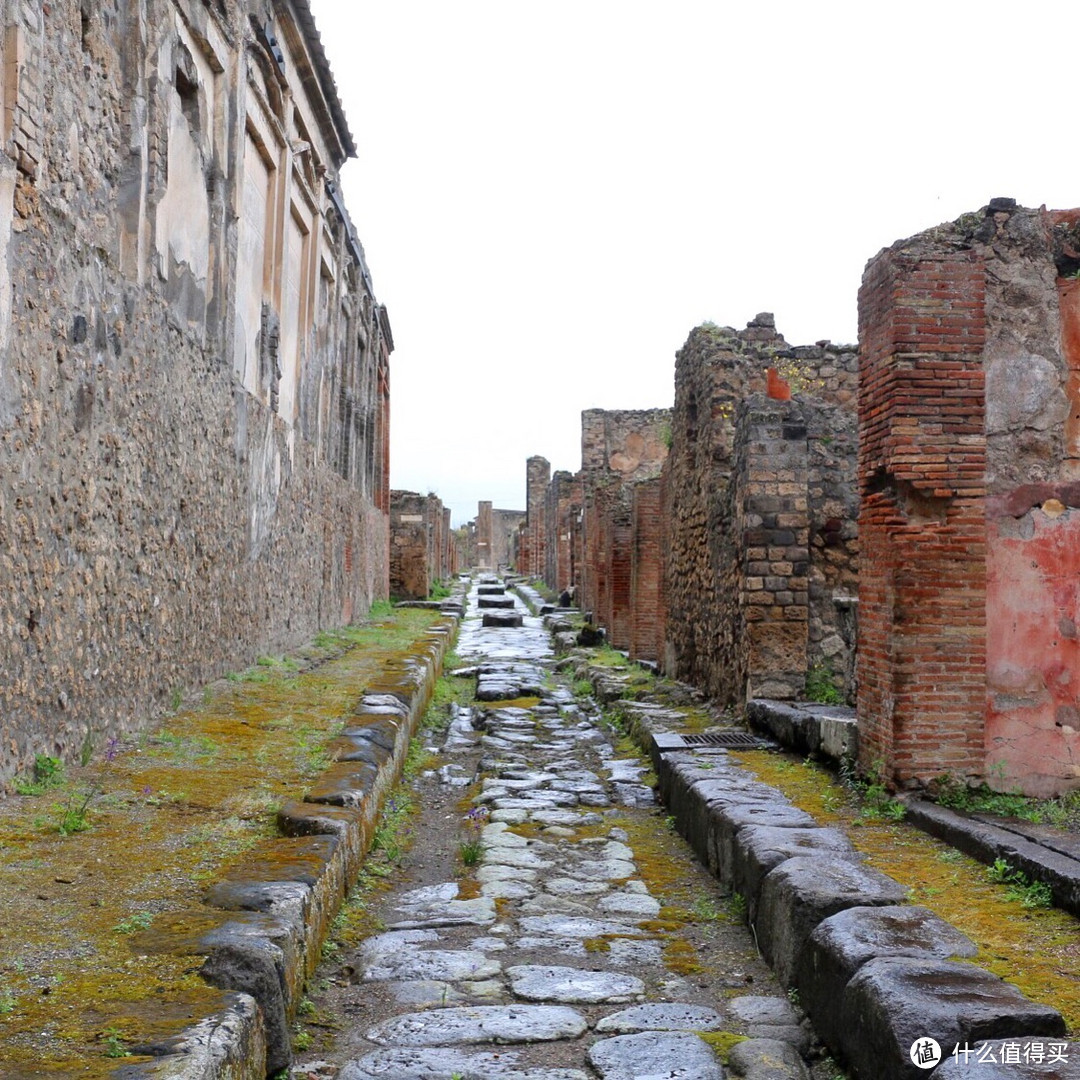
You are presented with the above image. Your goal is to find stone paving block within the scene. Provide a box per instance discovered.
[342,1048,589,1079]
[479,595,516,609]
[796,904,977,1055]
[839,956,1065,1080]
[482,610,524,628]
[594,1002,724,1033]
[730,824,857,922]
[727,1037,811,1079]
[507,964,645,1004]
[587,1030,725,1079]
[754,855,909,987]
[365,1004,589,1046]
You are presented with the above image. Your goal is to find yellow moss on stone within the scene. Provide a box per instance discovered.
[663,937,704,975]
[697,1030,750,1063]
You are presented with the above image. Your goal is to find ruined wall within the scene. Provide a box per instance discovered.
[578,408,670,649]
[0,0,390,787]
[858,200,1080,796]
[630,477,665,662]
[520,456,550,578]
[491,508,525,571]
[389,491,453,598]
[664,316,858,704]
[543,470,580,596]
[475,501,493,569]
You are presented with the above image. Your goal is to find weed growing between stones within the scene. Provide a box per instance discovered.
[987,859,1053,909]
[12,753,63,795]
[804,661,843,705]
[458,806,488,867]
[932,772,1080,829]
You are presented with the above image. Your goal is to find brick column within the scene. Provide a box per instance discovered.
[857,248,987,786]
[631,478,664,661]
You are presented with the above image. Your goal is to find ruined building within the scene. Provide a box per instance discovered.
[858,200,1080,797]
[524,321,859,698]
[0,0,391,787]
[663,318,859,705]
[389,490,457,600]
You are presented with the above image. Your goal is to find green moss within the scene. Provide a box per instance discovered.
[697,1031,749,1063]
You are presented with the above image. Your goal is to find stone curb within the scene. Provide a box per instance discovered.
[116,594,464,1080]
[572,663,1076,1080]
[745,698,857,766]
[902,798,1080,918]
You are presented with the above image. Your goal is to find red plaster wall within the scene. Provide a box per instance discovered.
[987,508,1080,795]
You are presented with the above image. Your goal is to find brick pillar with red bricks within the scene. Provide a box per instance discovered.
[857,241,988,787]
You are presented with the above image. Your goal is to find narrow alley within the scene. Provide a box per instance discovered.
[299,578,819,1080]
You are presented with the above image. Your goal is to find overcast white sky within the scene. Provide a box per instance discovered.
[309,0,1079,527]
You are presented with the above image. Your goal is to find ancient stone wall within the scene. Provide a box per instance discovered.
[390,492,455,598]
[859,201,1080,796]
[475,501,493,569]
[664,316,858,704]
[0,0,390,788]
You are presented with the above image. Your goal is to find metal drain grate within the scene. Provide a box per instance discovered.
[680,731,767,749]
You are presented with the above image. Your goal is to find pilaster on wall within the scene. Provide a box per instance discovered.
[630,478,664,661]
[734,398,810,701]
[857,245,988,786]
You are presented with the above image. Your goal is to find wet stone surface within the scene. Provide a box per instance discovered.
[301,578,825,1079]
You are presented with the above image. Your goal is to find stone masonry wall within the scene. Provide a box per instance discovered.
[0,0,390,788]
[491,508,525,571]
[664,316,858,704]
[475,501,493,569]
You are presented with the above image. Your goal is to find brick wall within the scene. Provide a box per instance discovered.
[577,409,670,643]
[0,0,391,788]
[543,470,579,594]
[857,227,990,787]
[630,478,664,661]
[522,456,550,578]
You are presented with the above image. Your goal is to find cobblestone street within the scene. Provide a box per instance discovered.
[300,581,820,1080]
